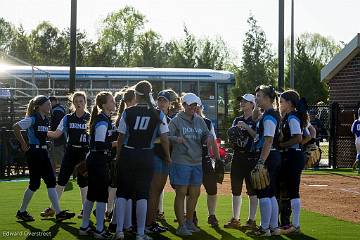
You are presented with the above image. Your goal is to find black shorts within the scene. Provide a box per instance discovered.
[255,150,282,199]
[230,152,257,196]
[86,152,110,203]
[202,156,217,195]
[26,148,56,191]
[57,146,88,188]
[116,147,154,200]
[280,149,305,199]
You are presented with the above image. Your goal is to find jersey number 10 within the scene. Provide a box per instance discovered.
[134,116,150,130]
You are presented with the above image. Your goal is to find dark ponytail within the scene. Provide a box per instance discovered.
[89,91,112,130]
[135,80,161,122]
[115,88,136,127]
[281,90,308,128]
[255,84,279,109]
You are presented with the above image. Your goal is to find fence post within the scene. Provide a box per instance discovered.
[0,127,6,177]
[329,102,338,169]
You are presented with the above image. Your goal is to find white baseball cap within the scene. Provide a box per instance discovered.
[239,93,255,105]
[182,93,199,105]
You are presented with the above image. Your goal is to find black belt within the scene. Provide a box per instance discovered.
[68,144,88,149]
[124,145,152,150]
[90,149,111,155]
[29,144,47,149]
[280,148,302,152]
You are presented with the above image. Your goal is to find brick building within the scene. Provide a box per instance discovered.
[321,34,360,168]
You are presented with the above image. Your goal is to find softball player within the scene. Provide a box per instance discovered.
[79,91,117,239]
[145,90,173,233]
[224,94,258,230]
[114,81,171,240]
[252,85,282,237]
[195,98,221,228]
[40,91,90,219]
[109,87,136,233]
[13,95,75,222]
[168,93,213,236]
[278,90,308,234]
[351,108,360,174]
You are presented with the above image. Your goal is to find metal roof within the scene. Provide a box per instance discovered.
[0,66,235,82]
[321,33,360,82]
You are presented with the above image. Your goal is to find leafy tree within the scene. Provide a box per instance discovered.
[29,21,67,65]
[0,18,15,53]
[99,6,146,66]
[134,30,167,67]
[285,33,341,104]
[231,15,276,115]
[9,25,32,63]
[167,26,197,68]
[196,38,229,70]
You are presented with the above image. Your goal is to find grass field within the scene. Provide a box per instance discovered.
[303,168,360,177]
[0,180,358,240]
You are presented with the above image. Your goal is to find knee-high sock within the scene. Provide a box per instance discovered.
[50,185,65,209]
[207,194,217,216]
[81,200,94,228]
[19,188,34,212]
[124,199,133,229]
[136,199,147,235]
[259,198,271,230]
[115,198,127,233]
[107,187,117,212]
[80,187,88,210]
[232,195,242,219]
[111,202,117,224]
[249,195,258,221]
[96,202,106,232]
[270,196,279,229]
[184,196,187,214]
[291,198,301,227]
[158,190,164,213]
[47,188,61,214]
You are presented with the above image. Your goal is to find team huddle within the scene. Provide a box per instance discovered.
[13,80,317,239]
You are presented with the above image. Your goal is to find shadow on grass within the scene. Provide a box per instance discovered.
[17,220,59,240]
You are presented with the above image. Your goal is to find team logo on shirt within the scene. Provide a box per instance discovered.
[69,123,87,129]
[37,126,48,132]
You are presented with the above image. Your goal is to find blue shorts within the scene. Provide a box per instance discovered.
[153,155,170,175]
[170,163,202,186]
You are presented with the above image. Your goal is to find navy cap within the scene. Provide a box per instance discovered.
[157,91,171,102]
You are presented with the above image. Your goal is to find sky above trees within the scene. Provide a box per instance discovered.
[0,0,359,60]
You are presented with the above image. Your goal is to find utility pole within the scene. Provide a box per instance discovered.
[290,0,295,89]
[278,0,285,91]
[69,0,77,93]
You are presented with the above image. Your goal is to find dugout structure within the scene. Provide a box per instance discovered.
[321,33,360,168]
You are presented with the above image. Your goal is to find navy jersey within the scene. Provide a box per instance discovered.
[351,119,360,138]
[281,112,302,149]
[154,115,172,159]
[202,117,217,155]
[89,112,114,151]
[254,109,280,151]
[118,104,169,149]
[51,104,66,146]
[57,112,90,146]
[17,112,49,145]
[232,115,256,152]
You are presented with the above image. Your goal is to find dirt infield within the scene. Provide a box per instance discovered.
[164,173,360,223]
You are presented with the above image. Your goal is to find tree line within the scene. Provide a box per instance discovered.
[0,6,342,107]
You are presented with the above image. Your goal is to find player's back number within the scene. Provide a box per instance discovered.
[134,116,150,130]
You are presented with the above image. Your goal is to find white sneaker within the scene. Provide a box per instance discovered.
[185,220,200,233]
[136,234,153,240]
[270,227,282,236]
[79,226,93,236]
[176,224,192,236]
[112,232,124,240]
